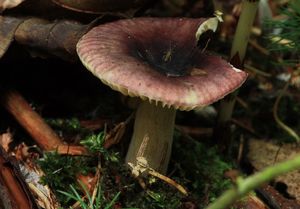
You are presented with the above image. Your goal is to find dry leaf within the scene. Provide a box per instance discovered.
[14,143,28,161]
[13,146,60,209]
[19,164,60,209]
[0,0,25,12]
[0,131,13,152]
[104,122,127,149]
[0,16,26,58]
[77,173,96,194]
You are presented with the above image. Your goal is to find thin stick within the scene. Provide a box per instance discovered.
[129,155,188,195]
[248,39,270,56]
[148,170,188,196]
[244,64,272,77]
[56,145,88,156]
[1,90,63,151]
[237,135,244,165]
[90,164,101,206]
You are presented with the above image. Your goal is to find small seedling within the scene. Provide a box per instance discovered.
[58,181,139,209]
[58,182,121,209]
[38,152,95,205]
[80,131,120,162]
[80,131,106,153]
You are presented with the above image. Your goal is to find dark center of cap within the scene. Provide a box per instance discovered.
[128,37,199,77]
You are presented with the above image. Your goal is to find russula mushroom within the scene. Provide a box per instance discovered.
[77,17,247,174]
[51,0,151,14]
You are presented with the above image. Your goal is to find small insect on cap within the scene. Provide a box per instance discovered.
[77,18,247,110]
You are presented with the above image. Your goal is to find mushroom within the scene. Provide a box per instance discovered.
[76,17,247,174]
[51,0,151,14]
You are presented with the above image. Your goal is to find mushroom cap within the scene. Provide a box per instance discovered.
[77,18,247,110]
[51,0,150,14]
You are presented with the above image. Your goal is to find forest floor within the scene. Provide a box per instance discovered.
[0,0,299,209]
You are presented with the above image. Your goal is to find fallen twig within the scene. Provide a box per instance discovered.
[148,170,188,196]
[1,90,64,151]
[1,89,89,154]
[128,156,188,196]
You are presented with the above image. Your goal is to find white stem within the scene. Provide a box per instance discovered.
[125,101,176,174]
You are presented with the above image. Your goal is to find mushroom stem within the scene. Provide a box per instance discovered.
[125,101,176,174]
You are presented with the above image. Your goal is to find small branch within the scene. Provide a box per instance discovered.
[1,90,64,151]
[236,135,244,164]
[244,64,272,77]
[148,170,188,196]
[248,39,270,56]
[231,118,259,137]
[206,153,300,209]
[128,156,188,196]
[56,145,89,155]
[1,90,90,154]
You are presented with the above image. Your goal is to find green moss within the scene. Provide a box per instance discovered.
[97,158,186,209]
[46,117,82,132]
[172,134,233,207]
[38,151,96,206]
[39,117,233,208]
[80,131,120,162]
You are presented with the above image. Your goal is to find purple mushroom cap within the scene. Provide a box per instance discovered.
[77,18,247,110]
